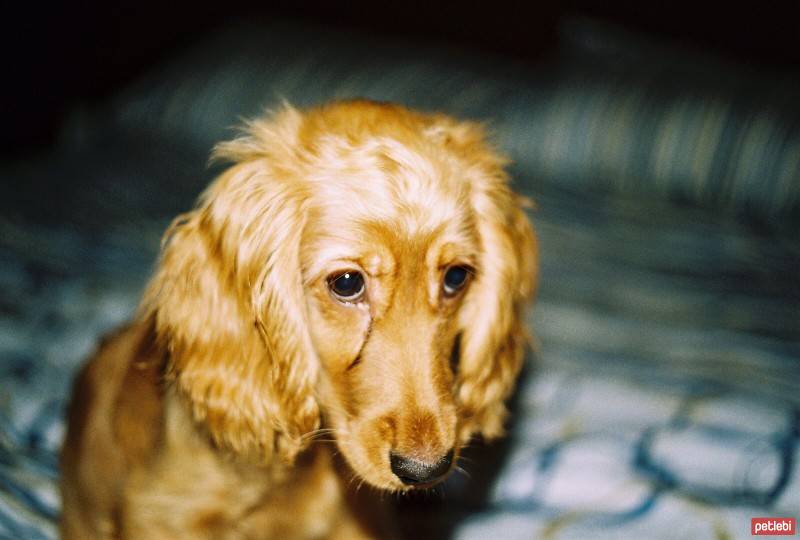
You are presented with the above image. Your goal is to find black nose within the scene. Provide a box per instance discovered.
[390,449,454,485]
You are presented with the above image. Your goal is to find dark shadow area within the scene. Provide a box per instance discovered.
[2,2,799,157]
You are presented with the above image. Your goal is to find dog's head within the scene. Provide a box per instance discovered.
[144,100,537,490]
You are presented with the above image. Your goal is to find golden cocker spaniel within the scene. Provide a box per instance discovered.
[60,100,538,539]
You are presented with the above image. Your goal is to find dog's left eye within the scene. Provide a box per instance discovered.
[443,266,470,297]
[328,271,366,302]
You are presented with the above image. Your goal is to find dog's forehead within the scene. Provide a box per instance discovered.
[307,131,472,222]
[301,165,478,278]
[296,124,485,278]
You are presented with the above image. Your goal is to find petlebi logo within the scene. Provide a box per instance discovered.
[751,517,796,536]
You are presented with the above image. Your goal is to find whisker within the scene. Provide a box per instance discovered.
[347,474,359,491]
[301,427,337,440]
[454,465,472,480]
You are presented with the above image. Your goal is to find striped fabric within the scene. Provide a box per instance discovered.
[510,73,800,221]
[67,17,800,223]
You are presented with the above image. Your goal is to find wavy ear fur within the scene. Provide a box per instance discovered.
[438,119,539,441]
[142,107,319,463]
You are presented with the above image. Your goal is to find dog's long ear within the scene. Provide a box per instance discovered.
[142,109,319,463]
[435,120,539,442]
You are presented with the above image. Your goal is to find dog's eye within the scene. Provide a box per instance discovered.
[443,266,470,297]
[328,271,366,302]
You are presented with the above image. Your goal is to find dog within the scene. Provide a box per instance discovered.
[59,99,538,539]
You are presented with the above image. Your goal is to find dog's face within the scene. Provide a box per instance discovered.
[147,100,537,492]
[305,222,466,490]
[302,170,477,490]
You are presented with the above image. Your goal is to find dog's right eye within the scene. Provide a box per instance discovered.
[328,271,366,302]
[443,265,470,297]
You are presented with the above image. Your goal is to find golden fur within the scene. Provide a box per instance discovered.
[60,100,538,539]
